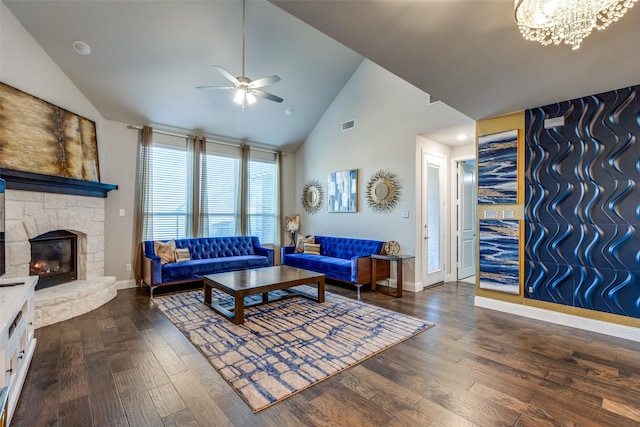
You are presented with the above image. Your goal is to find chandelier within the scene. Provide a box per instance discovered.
[514,0,638,50]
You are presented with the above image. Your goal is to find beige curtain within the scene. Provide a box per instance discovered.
[187,135,208,237]
[133,125,153,284]
[238,144,250,235]
[199,137,209,237]
[276,150,283,253]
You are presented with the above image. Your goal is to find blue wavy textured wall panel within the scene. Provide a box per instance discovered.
[525,85,640,319]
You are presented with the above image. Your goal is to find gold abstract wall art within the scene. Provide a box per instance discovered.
[0,82,100,182]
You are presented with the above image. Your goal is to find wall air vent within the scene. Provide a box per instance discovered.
[341,120,355,132]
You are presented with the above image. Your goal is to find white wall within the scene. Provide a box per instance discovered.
[101,121,139,284]
[295,59,473,288]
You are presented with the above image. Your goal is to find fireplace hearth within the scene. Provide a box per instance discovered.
[30,230,77,290]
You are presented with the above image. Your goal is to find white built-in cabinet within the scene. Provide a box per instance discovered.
[0,276,37,426]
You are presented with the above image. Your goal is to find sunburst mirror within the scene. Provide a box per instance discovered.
[366,169,401,212]
[302,179,324,214]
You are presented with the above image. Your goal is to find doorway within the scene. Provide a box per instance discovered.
[421,152,445,287]
[457,160,476,280]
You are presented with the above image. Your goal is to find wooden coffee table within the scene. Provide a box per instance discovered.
[203,266,325,324]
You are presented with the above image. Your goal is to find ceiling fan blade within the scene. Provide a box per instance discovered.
[213,65,240,85]
[249,75,281,89]
[196,85,235,90]
[252,89,284,103]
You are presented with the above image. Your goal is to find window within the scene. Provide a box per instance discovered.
[141,133,279,244]
[147,137,188,240]
[203,150,240,236]
[247,157,277,244]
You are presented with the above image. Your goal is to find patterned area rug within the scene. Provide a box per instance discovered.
[153,286,434,412]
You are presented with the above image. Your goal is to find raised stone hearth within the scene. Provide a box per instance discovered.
[35,277,117,327]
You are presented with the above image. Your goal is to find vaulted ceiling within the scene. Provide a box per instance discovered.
[272,0,640,121]
[5,0,640,151]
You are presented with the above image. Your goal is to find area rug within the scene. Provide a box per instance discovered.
[153,286,434,412]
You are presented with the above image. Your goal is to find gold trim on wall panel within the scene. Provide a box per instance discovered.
[475,111,525,303]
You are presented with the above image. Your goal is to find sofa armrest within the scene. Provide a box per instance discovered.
[141,244,163,286]
[281,245,295,261]
[350,255,390,284]
[254,245,275,266]
[351,255,373,284]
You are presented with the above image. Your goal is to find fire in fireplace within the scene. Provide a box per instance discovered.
[29,230,77,290]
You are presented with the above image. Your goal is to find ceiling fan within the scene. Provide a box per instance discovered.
[196,0,283,112]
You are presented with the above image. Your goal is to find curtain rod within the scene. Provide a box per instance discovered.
[126,124,282,155]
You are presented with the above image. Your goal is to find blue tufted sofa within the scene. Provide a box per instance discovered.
[281,235,389,297]
[142,236,273,296]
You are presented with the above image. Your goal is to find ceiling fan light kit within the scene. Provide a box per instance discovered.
[514,0,637,50]
[234,89,256,106]
[196,0,283,112]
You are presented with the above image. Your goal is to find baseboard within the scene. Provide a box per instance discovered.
[375,279,422,293]
[475,296,640,343]
[115,279,137,290]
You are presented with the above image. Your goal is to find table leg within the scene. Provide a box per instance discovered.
[317,277,325,303]
[204,283,211,305]
[371,257,378,291]
[233,292,245,325]
[262,292,269,303]
[396,258,403,298]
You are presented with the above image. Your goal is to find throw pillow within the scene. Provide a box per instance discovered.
[304,243,321,255]
[174,247,191,262]
[295,235,315,253]
[154,240,176,264]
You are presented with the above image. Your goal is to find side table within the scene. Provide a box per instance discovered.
[371,254,415,298]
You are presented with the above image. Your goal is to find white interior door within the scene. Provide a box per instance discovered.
[422,152,445,287]
[457,161,476,279]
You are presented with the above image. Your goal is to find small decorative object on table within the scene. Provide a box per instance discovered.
[285,214,300,245]
[384,240,400,256]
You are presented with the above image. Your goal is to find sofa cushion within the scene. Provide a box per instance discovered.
[175,236,256,259]
[295,235,315,253]
[174,247,191,262]
[162,255,270,282]
[304,243,321,255]
[283,253,351,283]
[154,240,176,264]
[315,236,383,259]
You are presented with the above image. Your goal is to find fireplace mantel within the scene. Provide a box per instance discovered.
[0,168,117,198]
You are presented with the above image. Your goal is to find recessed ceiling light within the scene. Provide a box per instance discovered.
[285,107,295,116]
[72,40,91,55]
[456,134,467,141]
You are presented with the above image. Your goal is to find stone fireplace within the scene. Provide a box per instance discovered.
[5,188,116,327]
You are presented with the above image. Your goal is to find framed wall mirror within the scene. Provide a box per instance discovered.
[366,169,401,212]
[302,179,324,214]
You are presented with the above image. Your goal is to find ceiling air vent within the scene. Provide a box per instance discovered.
[341,119,355,132]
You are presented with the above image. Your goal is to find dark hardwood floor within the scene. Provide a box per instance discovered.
[11,280,640,426]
